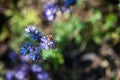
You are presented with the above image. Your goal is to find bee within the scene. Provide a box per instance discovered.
[45,32,54,40]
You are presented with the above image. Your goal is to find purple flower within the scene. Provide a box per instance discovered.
[34,47,41,54]
[40,36,56,49]
[30,34,39,41]
[20,55,30,62]
[20,47,28,55]
[25,26,42,42]
[5,51,49,80]
[35,30,42,37]
[29,53,36,61]
[40,42,49,49]
[40,36,48,43]
[48,41,56,49]
[47,15,55,21]
[25,25,36,34]
[23,41,29,47]
[28,47,34,53]
[20,42,42,61]
[43,3,57,21]
[14,71,25,80]
[31,64,42,73]
[37,72,49,80]
[6,71,14,80]
[44,3,56,15]
[29,53,41,61]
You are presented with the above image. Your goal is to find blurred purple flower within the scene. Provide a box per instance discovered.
[5,51,49,80]
[44,3,56,21]
[14,70,26,80]
[6,70,14,80]
[31,64,42,73]
[37,72,49,80]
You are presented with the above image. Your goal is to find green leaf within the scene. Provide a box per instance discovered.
[0,27,9,42]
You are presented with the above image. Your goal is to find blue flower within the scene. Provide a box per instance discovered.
[23,41,29,47]
[35,30,42,37]
[29,53,41,61]
[29,54,35,61]
[64,0,77,7]
[20,47,28,55]
[30,33,40,41]
[23,42,34,53]
[28,47,34,53]
[34,47,41,54]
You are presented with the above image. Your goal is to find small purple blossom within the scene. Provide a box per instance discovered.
[40,36,48,43]
[34,47,41,54]
[37,72,49,80]
[40,36,56,49]
[43,3,56,21]
[20,42,42,61]
[48,41,56,49]
[6,70,14,80]
[14,70,26,80]
[47,15,55,21]
[20,55,29,62]
[40,40,56,49]
[40,42,49,49]
[43,1,71,22]
[31,64,42,73]
[25,25,36,34]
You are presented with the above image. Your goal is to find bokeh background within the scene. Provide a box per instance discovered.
[0,0,120,80]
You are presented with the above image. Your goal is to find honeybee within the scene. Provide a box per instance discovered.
[46,32,54,40]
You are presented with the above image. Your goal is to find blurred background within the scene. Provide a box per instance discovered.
[0,0,120,80]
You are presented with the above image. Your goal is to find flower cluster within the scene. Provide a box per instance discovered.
[6,64,49,80]
[5,52,49,80]
[20,25,56,61]
[43,0,77,22]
